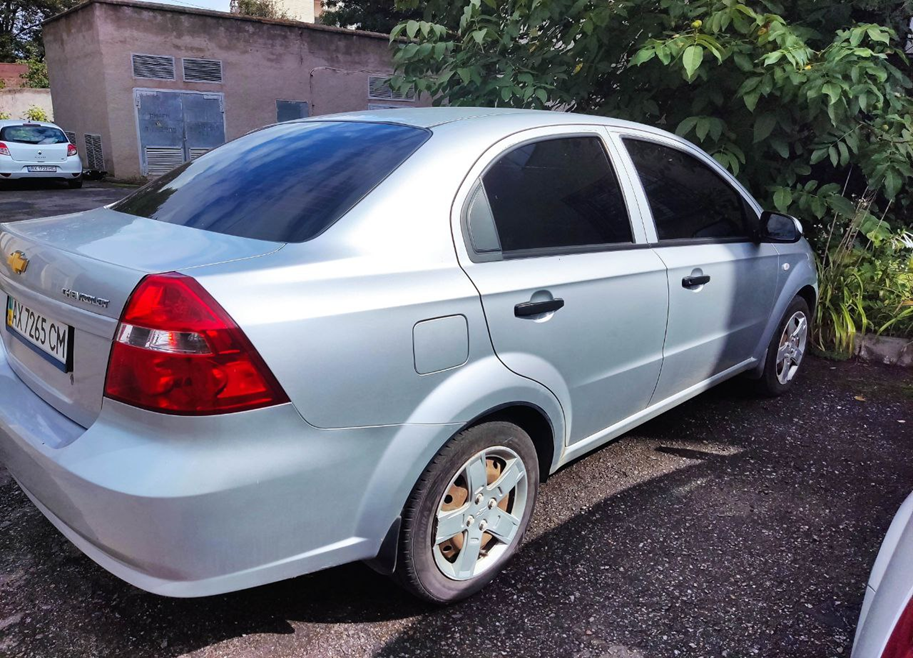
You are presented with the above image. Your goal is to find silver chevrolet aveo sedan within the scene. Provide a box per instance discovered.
[0,108,816,603]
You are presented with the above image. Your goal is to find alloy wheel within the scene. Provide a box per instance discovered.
[776,311,808,385]
[432,446,528,581]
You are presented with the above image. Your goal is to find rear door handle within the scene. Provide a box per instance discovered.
[682,275,710,289]
[515,298,565,317]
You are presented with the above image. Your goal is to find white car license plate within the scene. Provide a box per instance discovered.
[27,166,57,172]
[5,296,73,372]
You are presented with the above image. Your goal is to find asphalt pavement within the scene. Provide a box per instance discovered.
[0,357,910,658]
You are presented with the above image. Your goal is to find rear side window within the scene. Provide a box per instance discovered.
[481,136,632,254]
[113,121,430,243]
[0,125,68,145]
[624,139,752,241]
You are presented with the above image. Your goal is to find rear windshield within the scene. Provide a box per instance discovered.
[0,125,68,145]
[113,121,430,243]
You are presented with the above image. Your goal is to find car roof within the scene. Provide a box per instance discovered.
[303,106,685,150]
[0,119,63,129]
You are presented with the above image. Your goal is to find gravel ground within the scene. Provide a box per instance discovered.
[1,180,135,223]
[0,357,910,658]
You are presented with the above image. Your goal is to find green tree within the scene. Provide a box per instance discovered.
[320,0,423,33]
[1,0,80,61]
[233,0,287,19]
[17,54,47,87]
[389,0,913,231]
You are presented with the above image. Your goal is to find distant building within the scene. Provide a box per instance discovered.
[230,0,322,23]
[42,0,423,179]
[0,63,54,120]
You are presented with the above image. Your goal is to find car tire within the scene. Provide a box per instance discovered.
[755,295,811,396]
[67,179,83,189]
[394,421,540,604]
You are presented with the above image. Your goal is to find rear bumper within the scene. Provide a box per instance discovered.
[0,339,455,597]
[0,158,82,179]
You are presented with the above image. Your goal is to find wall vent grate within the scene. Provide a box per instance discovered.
[183,58,223,83]
[132,54,175,80]
[189,148,211,161]
[84,134,104,171]
[145,146,184,177]
[368,75,414,102]
[64,131,76,145]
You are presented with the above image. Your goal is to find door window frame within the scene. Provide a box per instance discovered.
[606,128,762,246]
[455,125,652,264]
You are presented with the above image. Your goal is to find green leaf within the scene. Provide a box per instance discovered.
[696,117,711,141]
[826,195,855,217]
[535,87,548,104]
[770,138,789,158]
[501,86,512,102]
[810,148,828,165]
[743,92,760,112]
[753,113,776,143]
[828,145,838,167]
[433,43,446,60]
[884,168,901,199]
[471,29,487,45]
[406,20,419,39]
[630,48,656,66]
[676,116,699,137]
[821,82,841,105]
[682,45,704,80]
[457,68,471,84]
[733,52,754,71]
[773,188,792,213]
[866,26,890,44]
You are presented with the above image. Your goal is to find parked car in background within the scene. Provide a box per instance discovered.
[853,492,913,658]
[0,108,816,604]
[0,120,82,188]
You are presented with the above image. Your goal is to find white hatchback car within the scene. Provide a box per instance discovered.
[0,120,83,187]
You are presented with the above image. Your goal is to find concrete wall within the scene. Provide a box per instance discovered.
[43,0,425,179]
[0,89,54,120]
[0,63,29,89]
[44,2,114,173]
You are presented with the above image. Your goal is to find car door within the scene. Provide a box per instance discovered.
[453,126,669,445]
[614,131,779,402]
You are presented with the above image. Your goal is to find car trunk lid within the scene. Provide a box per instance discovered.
[0,207,283,428]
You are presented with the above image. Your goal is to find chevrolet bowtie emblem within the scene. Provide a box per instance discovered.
[7,251,29,275]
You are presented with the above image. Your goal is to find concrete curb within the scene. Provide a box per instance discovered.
[855,333,913,368]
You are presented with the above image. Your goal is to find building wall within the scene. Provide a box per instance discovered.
[43,0,423,179]
[44,2,114,173]
[0,89,54,120]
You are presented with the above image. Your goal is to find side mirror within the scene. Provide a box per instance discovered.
[759,210,803,243]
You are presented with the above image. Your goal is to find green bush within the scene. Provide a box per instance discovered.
[389,0,913,351]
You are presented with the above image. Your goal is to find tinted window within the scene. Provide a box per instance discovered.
[0,125,68,145]
[113,121,430,243]
[481,137,631,253]
[625,139,752,241]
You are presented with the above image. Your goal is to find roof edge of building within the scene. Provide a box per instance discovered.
[42,0,393,41]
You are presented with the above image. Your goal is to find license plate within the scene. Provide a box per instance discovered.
[27,166,57,172]
[5,296,73,372]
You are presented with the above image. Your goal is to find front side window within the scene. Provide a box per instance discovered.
[481,136,632,254]
[0,125,68,145]
[624,139,752,241]
[113,121,430,243]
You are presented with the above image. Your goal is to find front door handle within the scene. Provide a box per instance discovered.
[515,298,565,317]
[682,275,710,289]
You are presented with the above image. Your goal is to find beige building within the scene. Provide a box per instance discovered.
[230,0,322,23]
[43,0,422,179]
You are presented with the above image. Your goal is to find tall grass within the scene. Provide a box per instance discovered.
[812,189,913,357]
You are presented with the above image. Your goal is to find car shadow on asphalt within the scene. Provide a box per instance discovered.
[3,360,910,657]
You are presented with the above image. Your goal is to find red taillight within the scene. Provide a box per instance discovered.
[0,142,9,157]
[67,143,78,157]
[882,595,913,658]
[104,272,289,415]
